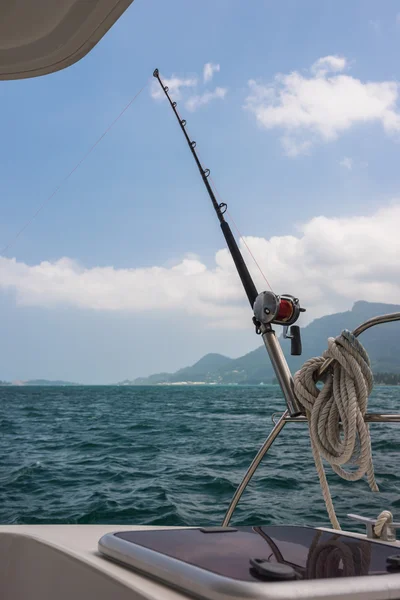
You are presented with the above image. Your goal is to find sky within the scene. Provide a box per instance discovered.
[1,0,400,383]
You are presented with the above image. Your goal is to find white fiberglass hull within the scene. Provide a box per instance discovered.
[1,525,400,600]
[0,525,187,600]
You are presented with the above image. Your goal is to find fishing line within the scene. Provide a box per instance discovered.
[194,145,274,292]
[1,81,148,257]
[226,208,274,292]
[209,175,274,293]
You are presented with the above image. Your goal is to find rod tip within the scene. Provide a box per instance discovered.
[153,68,159,78]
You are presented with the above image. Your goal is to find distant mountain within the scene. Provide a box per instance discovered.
[129,354,233,385]
[9,380,79,386]
[126,301,400,385]
[172,353,233,382]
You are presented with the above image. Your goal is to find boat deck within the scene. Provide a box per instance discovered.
[0,524,187,600]
[1,524,400,600]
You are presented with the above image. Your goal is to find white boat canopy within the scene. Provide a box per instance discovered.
[0,0,134,80]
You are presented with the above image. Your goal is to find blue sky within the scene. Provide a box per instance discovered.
[1,0,400,383]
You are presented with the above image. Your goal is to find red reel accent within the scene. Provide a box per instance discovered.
[276,299,294,322]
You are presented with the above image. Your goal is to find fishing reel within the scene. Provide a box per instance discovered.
[253,292,305,356]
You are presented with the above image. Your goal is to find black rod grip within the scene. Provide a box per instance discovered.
[220,221,258,308]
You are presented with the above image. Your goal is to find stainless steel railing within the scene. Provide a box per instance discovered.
[222,312,400,527]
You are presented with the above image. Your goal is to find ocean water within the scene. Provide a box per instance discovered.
[0,385,399,530]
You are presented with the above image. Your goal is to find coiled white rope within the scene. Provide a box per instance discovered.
[293,330,380,531]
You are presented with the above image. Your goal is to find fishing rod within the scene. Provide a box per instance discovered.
[153,69,304,416]
[153,69,257,307]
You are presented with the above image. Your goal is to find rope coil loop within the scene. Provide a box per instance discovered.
[294,330,377,530]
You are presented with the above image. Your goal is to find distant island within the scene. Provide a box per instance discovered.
[0,379,79,386]
[118,301,400,386]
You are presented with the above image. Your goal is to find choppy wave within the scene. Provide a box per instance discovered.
[0,384,399,529]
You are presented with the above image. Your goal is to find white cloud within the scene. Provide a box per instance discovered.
[185,87,227,112]
[340,157,353,170]
[203,62,220,83]
[1,203,400,328]
[0,253,245,327]
[281,136,312,157]
[245,56,400,156]
[311,55,347,77]
[151,75,197,101]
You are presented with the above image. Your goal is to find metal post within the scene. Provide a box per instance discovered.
[221,410,288,527]
[261,326,301,416]
[283,413,400,423]
[222,312,400,526]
